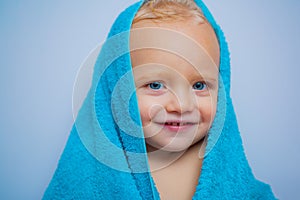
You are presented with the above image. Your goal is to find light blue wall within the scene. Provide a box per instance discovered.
[0,0,299,199]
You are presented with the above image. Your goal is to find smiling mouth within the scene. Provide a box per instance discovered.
[164,122,194,126]
[158,121,197,132]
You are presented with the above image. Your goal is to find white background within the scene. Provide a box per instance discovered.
[0,0,299,199]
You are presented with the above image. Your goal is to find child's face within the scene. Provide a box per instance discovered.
[130,19,220,152]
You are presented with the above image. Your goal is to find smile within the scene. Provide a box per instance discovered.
[164,122,194,126]
[155,121,198,132]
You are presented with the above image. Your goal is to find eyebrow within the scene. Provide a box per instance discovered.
[189,74,218,82]
[133,73,163,83]
[134,71,218,84]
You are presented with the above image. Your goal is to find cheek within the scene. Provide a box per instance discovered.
[137,96,149,124]
[137,95,164,125]
[197,97,217,123]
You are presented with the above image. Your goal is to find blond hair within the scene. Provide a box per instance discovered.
[133,0,206,24]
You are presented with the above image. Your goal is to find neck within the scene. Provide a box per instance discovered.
[147,139,205,172]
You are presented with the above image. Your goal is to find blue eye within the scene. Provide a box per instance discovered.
[193,82,207,90]
[149,82,163,90]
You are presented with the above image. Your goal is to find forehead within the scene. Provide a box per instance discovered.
[130,19,220,68]
[131,49,218,82]
[130,19,219,78]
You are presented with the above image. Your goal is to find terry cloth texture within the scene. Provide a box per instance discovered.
[43,0,276,199]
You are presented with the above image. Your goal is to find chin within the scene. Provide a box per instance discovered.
[146,137,197,152]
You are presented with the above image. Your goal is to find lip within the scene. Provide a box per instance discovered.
[155,121,198,132]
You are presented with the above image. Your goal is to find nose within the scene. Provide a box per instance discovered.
[165,89,195,114]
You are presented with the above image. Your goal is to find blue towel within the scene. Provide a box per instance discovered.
[43,0,276,199]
